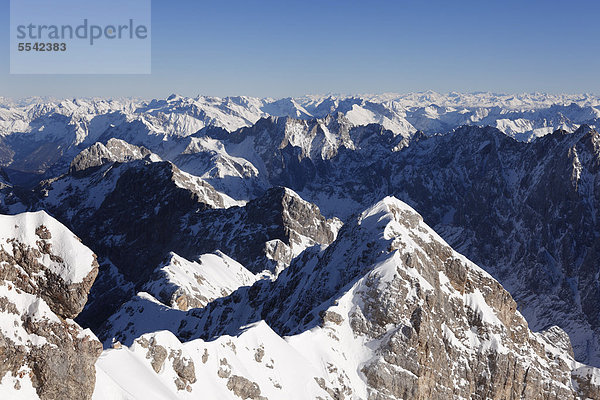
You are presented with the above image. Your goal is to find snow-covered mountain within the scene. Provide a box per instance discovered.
[141,252,259,311]
[95,198,600,399]
[2,92,600,399]
[15,146,339,333]
[160,115,600,367]
[384,125,600,367]
[29,115,598,368]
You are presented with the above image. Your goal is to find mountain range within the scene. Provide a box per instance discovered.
[1,92,600,399]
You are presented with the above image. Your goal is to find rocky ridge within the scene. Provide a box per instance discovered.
[167,117,600,367]
[0,211,101,399]
[27,147,340,330]
[141,252,258,311]
[95,198,600,399]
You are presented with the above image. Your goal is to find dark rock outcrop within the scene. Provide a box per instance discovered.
[181,186,341,273]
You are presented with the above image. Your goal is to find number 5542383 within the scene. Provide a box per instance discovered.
[17,43,67,51]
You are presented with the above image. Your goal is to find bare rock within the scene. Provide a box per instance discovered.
[0,212,101,399]
[0,213,98,319]
[69,138,154,174]
[226,375,263,400]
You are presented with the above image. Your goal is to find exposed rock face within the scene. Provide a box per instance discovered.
[193,114,406,201]
[68,138,156,174]
[104,331,198,393]
[77,160,231,282]
[1,94,599,184]
[383,125,600,366]
[573,366,600,400]
[26,150,338,330]
[0,168,26,215]
[226,375,263,399]
[1,101,600,398]
[0,168,9,188]
[29,157,237,328]
[182,186,341,273]
[76,257,135,335]
[96,197,600,399]
[136,335,169,373]
[0,212,98,318]
[0,211,101,400]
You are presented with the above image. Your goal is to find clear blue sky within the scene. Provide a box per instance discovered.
[1,0,599,99]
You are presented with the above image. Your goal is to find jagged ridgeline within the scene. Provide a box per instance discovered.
[1,93,600,399]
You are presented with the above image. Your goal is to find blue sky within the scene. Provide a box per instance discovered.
[1,0,599,99]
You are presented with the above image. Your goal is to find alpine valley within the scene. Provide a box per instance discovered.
[1,92,600,399]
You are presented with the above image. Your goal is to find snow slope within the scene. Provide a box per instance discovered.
[0,211,102,399]
[0,211,95,284]
[141,252,259,310]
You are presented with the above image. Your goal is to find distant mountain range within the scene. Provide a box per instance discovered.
[1,92,599,184]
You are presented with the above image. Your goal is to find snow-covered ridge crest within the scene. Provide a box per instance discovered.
[2,91,599,141]
[2,92,600,184]
[0,211,96,285]
[358,195,428,237]
[141,251,258,311]
[357,196,497,279]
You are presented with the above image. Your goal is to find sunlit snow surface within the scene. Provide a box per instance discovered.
[0,211,95,284]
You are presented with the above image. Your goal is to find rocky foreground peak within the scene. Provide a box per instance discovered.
[95,197,600,399]
[0,211,98,317]
[0,211,101,399]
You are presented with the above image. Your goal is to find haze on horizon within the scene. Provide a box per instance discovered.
[1,0,599,98]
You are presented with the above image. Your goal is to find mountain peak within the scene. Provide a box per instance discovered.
[69,138,158,174]
[97,197,599,399]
